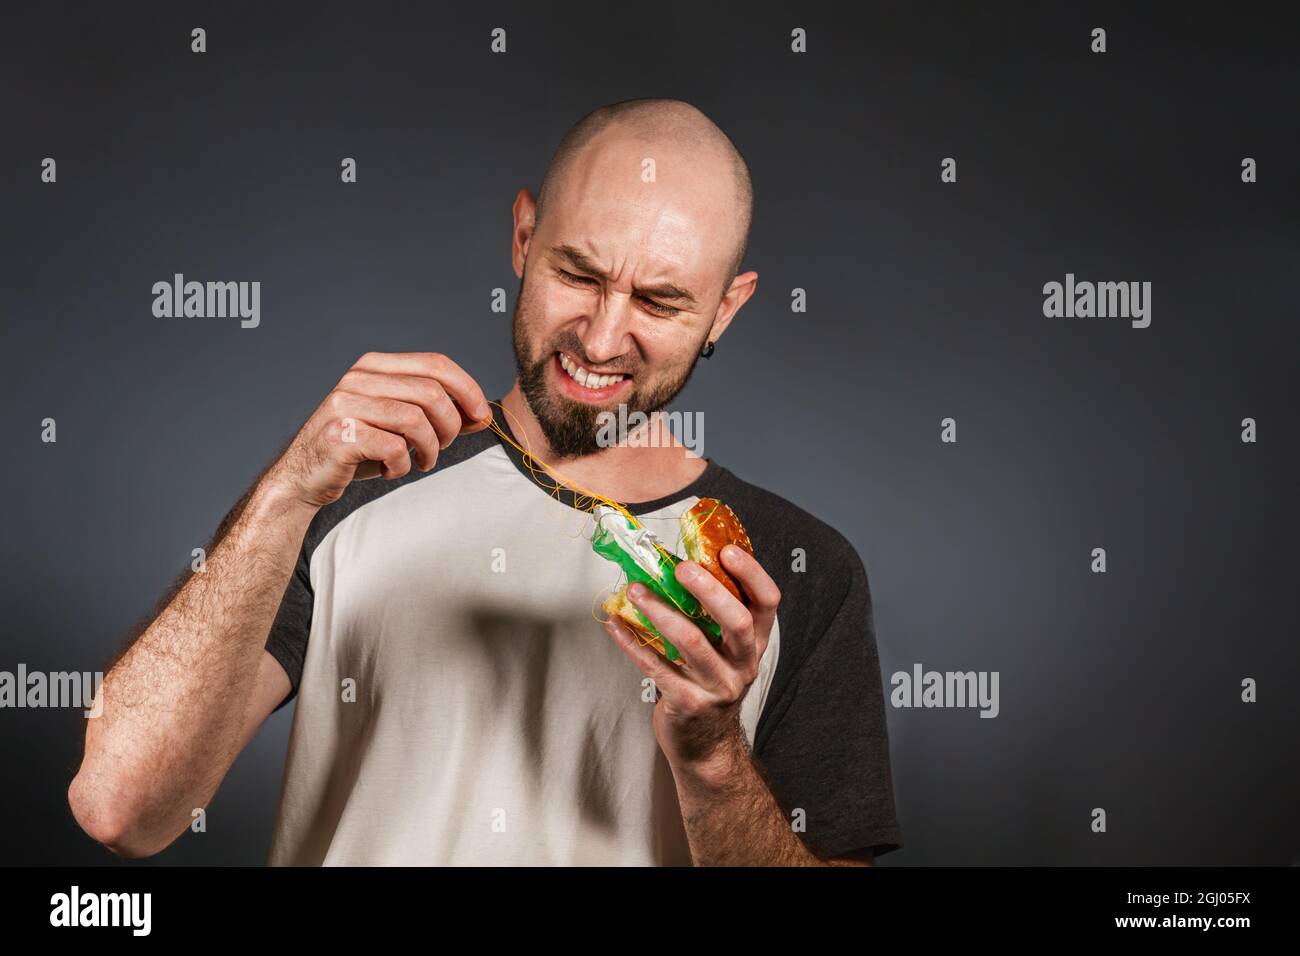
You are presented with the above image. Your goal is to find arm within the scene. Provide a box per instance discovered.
[68,480,315,857]
[672,729,874,866]
[606,543,896,867]
[68,352,491,857]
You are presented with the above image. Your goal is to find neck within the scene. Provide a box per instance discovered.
[499,383,708,505]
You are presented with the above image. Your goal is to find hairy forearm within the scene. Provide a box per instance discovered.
[672,722,829,866]
[70,473,315,855]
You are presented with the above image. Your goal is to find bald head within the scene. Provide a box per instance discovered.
[534,98,754,283]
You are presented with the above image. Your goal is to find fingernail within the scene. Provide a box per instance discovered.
[629,583,646,599]
[477,402,491,420]
[676,563,698,582]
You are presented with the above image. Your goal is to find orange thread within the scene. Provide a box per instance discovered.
[484,400,707,625]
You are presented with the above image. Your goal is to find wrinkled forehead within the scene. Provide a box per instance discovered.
[541,135,740,295]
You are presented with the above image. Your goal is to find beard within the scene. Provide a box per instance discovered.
[511,289,704,458]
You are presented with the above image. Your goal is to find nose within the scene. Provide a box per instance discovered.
[577,291,636,366]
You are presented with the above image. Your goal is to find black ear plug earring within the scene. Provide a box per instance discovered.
[701,341,715,359]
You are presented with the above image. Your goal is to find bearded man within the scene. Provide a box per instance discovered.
[68,98,902,867]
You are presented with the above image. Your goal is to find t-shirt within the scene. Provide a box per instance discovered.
[263,409,902,865]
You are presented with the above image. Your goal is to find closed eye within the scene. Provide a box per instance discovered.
[636,295,679,317]
[558,268,597,286]
[557,268,680,317]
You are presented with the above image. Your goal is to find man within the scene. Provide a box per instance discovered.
[68,98,902,865]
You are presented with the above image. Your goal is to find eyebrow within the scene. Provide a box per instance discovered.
[551,243,700,310]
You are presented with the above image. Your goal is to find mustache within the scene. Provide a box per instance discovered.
[549,336,639,377]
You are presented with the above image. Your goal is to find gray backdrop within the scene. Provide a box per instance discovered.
[2,2,1296,866]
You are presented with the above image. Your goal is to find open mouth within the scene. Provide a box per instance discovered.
[553,351,632,401]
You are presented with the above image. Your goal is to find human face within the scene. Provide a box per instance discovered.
[511,135,738,457]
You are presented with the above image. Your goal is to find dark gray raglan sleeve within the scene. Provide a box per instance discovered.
[258,424,501,714]
[263,538,313,712]
[750,536,903,859]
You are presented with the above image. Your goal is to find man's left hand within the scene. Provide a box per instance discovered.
[603,545,780,779]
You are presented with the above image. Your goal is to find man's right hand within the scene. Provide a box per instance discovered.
[266,352,492,509]
[68,350,492,857]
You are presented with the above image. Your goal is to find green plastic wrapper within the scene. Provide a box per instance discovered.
[591,505,722,661]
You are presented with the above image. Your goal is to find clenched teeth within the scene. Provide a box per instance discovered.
[559,352,626,389]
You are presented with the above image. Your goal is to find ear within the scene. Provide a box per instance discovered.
[707,270,758,344]
[511,188,538,278]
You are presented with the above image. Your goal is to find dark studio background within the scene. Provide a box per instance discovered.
[1,2,1296,866]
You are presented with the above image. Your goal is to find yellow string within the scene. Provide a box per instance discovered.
[483,400,709,632]
[485,401,632,517]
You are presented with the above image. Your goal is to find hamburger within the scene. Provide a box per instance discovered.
[592,498,752,663]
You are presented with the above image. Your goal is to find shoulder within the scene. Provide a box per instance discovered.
[704,463,868,594]
[701,463,874,681]
[301,426,500,559]
[704,465,886,773]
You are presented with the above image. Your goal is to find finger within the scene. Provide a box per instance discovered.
[626,583,732,694]
[337,370,465,450]
[674,560,757,670]
[325,392,439,471]
[351,352,491,426]
[603,617,695,701]
[460,410,493,434]
[331,419,413,480]
[719,546,780,657]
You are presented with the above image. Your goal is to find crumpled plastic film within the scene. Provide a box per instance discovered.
[591,505,723,660]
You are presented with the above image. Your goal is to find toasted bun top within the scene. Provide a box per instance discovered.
[680,498,752,602]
